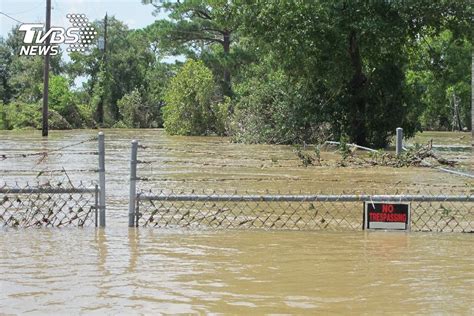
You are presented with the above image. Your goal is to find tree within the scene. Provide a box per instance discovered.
[231,58,321,144]
[143,0,238,97]
[162,60,219,135]
[407,30,472,130]
[142,62,176,127]
[237,0,471,146]
[0,27,66,129]
[68,17,157,126]
[118,88,159,128]
[0,27,63,104]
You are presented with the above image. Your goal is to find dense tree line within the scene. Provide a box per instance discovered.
[0,0,471,147]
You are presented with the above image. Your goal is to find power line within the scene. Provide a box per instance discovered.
[0,11,24,24]
[4,2,43,15]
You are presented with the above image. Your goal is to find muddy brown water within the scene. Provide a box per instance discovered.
[1,129,473,314]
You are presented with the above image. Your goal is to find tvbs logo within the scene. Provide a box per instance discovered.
[19,14,97,56]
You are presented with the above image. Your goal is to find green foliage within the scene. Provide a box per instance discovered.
[1,2,471,139]
[293,144,323,167]
[45,76,73,115]
[143,0,239,96]
[69,18,156,125]
[2,102,71,130]
[117,88,152,128]
[111,120,129,128]
[236,0,471,146]
[1,27,63,104]
[39,75,92,128]
[338,134,351,161]
[76,104,96,128]
[368,149,391,166]
[293,145,314,167]
[141,62,176,128]
[314,145,321,165]
[230,61,321,144]
[163,60,222,135]
[407,30,472,130]
[214,96,231,136]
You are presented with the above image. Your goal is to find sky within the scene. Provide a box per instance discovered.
[1,0,164,38]
[1,0,173,87]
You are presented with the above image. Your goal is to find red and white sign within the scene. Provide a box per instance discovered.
[364,202,410,231]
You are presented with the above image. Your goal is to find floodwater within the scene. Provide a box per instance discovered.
[408,131,473,171]
[1,229,473,314]
[1,129,473,314]
[410,130,471,146]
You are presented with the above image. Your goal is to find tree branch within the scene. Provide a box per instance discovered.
[201,27,226,35]
[179,36,223,44]
[194,8,212,20]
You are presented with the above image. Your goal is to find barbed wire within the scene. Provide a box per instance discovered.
[0,136,97,161]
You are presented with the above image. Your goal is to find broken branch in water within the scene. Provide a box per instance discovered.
[295,141,457,169]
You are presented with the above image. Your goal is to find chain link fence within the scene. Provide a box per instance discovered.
[132,189,473,232]
[128,136,474,233]
[0,181,99,228]
[127,138,473,232]
[0,132,106,228]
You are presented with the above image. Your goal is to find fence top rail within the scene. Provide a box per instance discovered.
[0,187,98,194]
[137,193,474,203]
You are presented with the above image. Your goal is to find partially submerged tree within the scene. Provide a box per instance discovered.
[163,60,220,135]
[69,17,159,126]
[236,0,472,147]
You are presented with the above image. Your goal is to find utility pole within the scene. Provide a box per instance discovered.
[42,0,51,137]
[104,13,107,63]
[98,13,107,125]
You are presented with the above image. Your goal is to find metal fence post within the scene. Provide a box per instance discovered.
[129,140,138,227]
[396,127,403,156]
[94,184,99,228]
[98,132,106,227]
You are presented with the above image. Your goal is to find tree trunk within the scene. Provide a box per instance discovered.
[97,99,104,125]
[222,32,232,98]
[348,30,367,146]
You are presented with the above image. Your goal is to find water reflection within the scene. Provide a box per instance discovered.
[0,228,473,314]
[127,228,139,273]
[364,231,410,260]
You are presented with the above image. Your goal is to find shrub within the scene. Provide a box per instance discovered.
[3,102,71,130]
[162,60,219,135]
[77,103,97,128]
[112,120,129,128]
[117,89,147,128]
[230,64,320,144]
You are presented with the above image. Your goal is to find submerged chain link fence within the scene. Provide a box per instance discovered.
[0,132,106,228]
[0,182,99,228]
[127,138,473,232]
[133,189,474,232]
